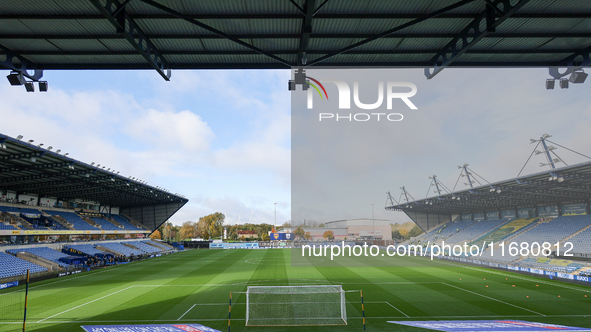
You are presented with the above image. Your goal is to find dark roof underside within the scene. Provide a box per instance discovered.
[0,133,188,210]
[386,161,591,215]
[0,0,590,75]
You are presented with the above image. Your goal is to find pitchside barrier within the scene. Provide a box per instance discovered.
[400,246,591,283]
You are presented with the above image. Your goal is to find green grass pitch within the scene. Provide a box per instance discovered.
[1,249,591,332]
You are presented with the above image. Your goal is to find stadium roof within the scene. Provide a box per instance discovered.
[0,133,188,230]
[1,0,591,81]
[386,160,591,230]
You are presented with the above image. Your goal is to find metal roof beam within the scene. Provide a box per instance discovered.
[0,151,45,162]
[5,32,591,40]
[3,13,591,20]
[0,161,75,174]
[298,0,316,66]
[0,170,97,185]
[137,0,293,67]
[425,0,531,79]
[0,43,44,81]
[549,34,591,78]
[16,49,581,56]
[20,61,580,71]
[307,0,478,66]
[89,0,171,81]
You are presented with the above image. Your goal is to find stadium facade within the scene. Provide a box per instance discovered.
[0,133,188,243]
[387,160,591,232]
[285,218,392,240]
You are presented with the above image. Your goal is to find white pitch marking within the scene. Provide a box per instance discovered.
[385,301,410,318]
[36,286,135,323]
[366,301,410,317]
[442,282,545,316]
[177,304,197,321]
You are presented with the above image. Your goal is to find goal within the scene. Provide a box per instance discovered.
[245,285,347,326]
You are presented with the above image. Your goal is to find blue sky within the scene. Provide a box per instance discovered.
[2,67,591,228]
[0,69,291,226]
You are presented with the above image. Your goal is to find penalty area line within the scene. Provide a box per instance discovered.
[177,304,197,321]
[365,301,409,318]
[385,301,410,318]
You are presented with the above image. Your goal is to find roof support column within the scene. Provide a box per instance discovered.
[425,0,531,79]
[89,0,172,80]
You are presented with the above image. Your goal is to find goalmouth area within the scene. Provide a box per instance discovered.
[1,248,591,332]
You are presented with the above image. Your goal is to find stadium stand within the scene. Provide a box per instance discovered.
[0,206,43,214]
[91,217,120,231]
[469,218,538,248]
[143,240,170,250]
[64,244,109,257]
[128,241,162,254]
[444,219,508,244]
[111,215,145,231]
[0,223,19,230]
[509,215,591,247]
[47,211,100,231]
[0,252,47,279]
[7,247,82,267]
[420,219,479,244]
[564,222,591,254]
[98,242,144,256]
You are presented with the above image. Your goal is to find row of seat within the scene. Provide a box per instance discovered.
[6,247,79,267]
[0,205,146,232]
[0,252,47,279]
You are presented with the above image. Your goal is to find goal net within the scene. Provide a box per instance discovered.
[245,285,347,326]
[0,284,24,332]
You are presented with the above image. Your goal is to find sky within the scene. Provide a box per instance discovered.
[1,67,590,227]
[290,67,591,226]
[0,69,291,226]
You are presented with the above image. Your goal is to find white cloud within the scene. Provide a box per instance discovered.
[126,109,215,152]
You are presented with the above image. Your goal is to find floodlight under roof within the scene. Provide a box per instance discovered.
[24,81,35,92]
[569,70,587,84]
[6,72,24,85]
[38,81,48,92]
[545,79,555,90]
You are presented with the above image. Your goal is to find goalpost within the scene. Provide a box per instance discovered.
[244,285,347,326]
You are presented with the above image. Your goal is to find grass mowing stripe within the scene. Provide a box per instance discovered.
[2,249,590,332]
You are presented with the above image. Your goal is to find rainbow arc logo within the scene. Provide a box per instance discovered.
[306,76,329,101]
